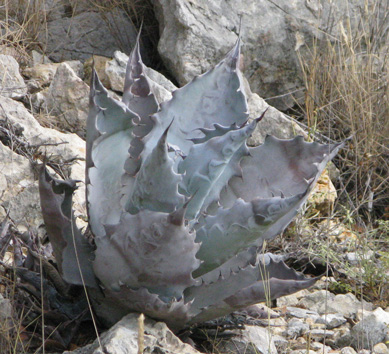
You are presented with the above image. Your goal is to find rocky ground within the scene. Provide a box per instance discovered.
[0,1,387,353]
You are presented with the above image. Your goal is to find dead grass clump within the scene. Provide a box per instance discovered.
[298,1,389,224]
[0,0,52,64]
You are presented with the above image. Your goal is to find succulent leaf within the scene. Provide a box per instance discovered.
[138,39,248,172]
[86,71,138,238]
[38,166,97,288]
[224,135,343,204]
[178,120,257,219]
[93,208,200,299]
[122,33,159,177]
[126,125,185,213]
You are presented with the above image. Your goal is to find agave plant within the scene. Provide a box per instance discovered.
[39,36,342,331]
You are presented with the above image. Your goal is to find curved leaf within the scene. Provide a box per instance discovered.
[93,207,200,299]
[38,166,97,288]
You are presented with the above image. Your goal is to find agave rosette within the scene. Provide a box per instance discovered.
[39,37,342,330]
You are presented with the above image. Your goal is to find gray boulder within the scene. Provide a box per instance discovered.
[152,0,369,110]
[43,9,137,62]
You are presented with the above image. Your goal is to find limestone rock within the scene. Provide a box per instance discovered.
[84,56,111,88]
[285,319,310,339]
[287,306,320,319]
[43,10,137,62]
[31,50,52,66]
[298,291,372,319]
[316,313,347,329]
[23,60,83,89]
[65,313,201,354]
[215,326,277,354]
[373,343,389,354]
[276,289,310,307]
[341,348,357,354]
[0,141,40,232]
[246,90,306,146]
[0,96,86,227]
[0,54,27,99]
[350,308,389,350]
[152,0,369,110]
[43,62,89,137]
[307,170,337,215]
[105,51,129,92]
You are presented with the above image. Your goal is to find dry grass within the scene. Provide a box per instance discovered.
[289,0,389,306]
[0,0,51,64]
[297,1,389,224]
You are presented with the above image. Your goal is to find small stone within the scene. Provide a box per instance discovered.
[272,334,288,352]
[105,50,128,92]
[310,341,332,353]
[291,336,307,350]
[358,350,371,354]
[309,328,335,342]
[285,319,310,339]
[340,347,357,354]
[345,251,375,266]
[287,306,320,319]
[23,60,83,90]
[66,313,200,354]
[373,343,389,354]
[289,350,316,354]
[316,313,347,329]
[277,293,299,307]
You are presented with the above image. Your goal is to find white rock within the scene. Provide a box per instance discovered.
[345,251,375,266]
[0,141,40,231]
[105,51,129,92]
[350,307,389,349]
[65,313,201,354]
[287,306,320,319]
[341,348,357,354]
[276,289,310,307]
[0,54,27,99]
[0,96,86,227]
[44,62,89,137]
[153,0,372,110]
[216,326,278,354]
[297,291,372,319]
[373,343,389,354]
[285,318,310,339]
[316,313,347,329]
[31,50,52,66]
[309,328,335,342]
[290,350,316,354]
[23,60,84,88]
